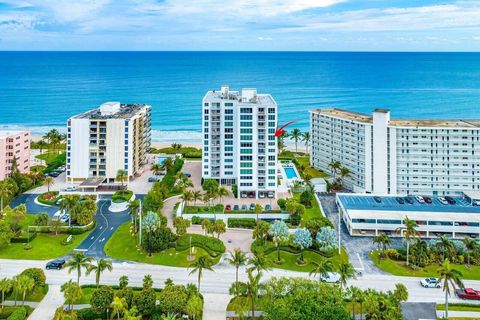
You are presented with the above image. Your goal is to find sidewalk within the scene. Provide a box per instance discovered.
[437,310,480,318]
[28,285,63,320]
[202,293,231,320]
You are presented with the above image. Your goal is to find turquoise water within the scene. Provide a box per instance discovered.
[284,167,298,179]
[2,51,480,142]
[157,157,168,164]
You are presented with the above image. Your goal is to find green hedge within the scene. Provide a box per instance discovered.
[6,307,27,320]
[176,234,225,257]
[191,216,215,225]
[10,232,37,243]
[251,240,335,258]
[159,158,184,197]
[184,204,224,214]
[29,220,96,235]
[111,190,133,202]
[227,218,257,229]
[37,192,60,206]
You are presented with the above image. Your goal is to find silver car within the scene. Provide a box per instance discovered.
[420,278,441,288]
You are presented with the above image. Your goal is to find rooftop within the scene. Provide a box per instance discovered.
[311,108,480,128]
[337,194,480,214]
[0,130,29,138]
[203,86,276,106]
[73,102,149,120]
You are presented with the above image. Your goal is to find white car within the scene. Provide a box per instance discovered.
[59,214,70,223]
[64,186,77,192]
[415,196,425,203]
[438,197,448,205]
[420,278,441,288]
[320,272,341,283]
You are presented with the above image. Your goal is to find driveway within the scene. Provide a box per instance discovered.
[75,198,131,258]
[10,193,59,216]
[182,161,202,190]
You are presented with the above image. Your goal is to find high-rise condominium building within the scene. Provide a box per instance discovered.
[310,108,480,195]
[202,86,278,198]
[66,102,151,184]
[0,130,31,180]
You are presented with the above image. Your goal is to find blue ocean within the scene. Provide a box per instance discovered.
[1,51,480,142]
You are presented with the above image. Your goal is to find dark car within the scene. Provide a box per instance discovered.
[249,203,256,211]
[184,173,192,178]
[241,204,247,211]
[233,205,239,211]
[148,176,161,182]
[46,259,66,270]
[49,171,61,177]
[405,197,414,204]
[423,196,432,204]
[445,196,456,204]
[225,205,231,211]
[373,196,382,203]
[395,197,405,204]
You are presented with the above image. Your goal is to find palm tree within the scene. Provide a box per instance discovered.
[111,296,128,320]
[309,258,334,282]
[339,167,350,184]
[61,280,83,312]
[254,204,262,222]
[289,128,302,153]
[16,275,34,306]
[373,232,391,258]
[161,157,174,172]
[66,252,94,284]
[44,176,54,193]
[396,217,419,266]
[87,259,113,287]
[348,286,363,320]
[437,258,463,319]
[328,160,341,179]
[463,237,479,266]
[192,190,202,206]
[116,169,128,192]
[227,248,248,296]
[338,262,357,291]
[217,186,229,204]
[245,269,264,319]
[171,143,182,154]
[0,181,13,212]
[0,278,12,309]
[127,199,140,232]
[301,132,311,153]
[59,195,78,227]
[151,163,162,176]
[189,255,214,292]
[436,235,454,262]
[248,253,271,274]
[181,190,193,207]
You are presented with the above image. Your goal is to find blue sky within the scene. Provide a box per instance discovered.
[1,0,480,51]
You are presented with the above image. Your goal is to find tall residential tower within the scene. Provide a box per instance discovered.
[0,130,31,180]
[66,102,151,184]
[202,86,278,198]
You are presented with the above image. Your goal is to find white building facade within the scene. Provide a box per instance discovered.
[310,108,480,196]
[66,102,151,184]
[202,86,278,198]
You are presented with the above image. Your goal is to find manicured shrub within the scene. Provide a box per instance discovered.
[111,190,133,202]
[157,285,188,315]
[133,288,156,316]
[183,204,224,214]
[6,307,27,320]
[277,198,287,210]
[176,234,225,256]
[142,226,177,252]
[34,213,49,226]
[227,218,257,229]
[90,286,114,314]
[10,233,37,243]
[37,192,60,206]
[76,308,104,320]
[20,268,46,287]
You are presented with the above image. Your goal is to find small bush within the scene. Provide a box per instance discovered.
[227,218,257,229]
[183,204,224,214]
[111,190,133,202]
[20,268,46,287]
[176,233,225,256]
[277,198,287,210]
[10,233,37,243]
[37,192,60,206]
[6,307,27,320]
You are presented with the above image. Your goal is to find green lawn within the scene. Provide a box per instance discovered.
[35,151,60,164]
[0,232,92,260]
[104,222,221,267]
[292,192,323,223]
[266,247,349,273]
[5,285,49,302]
[437,303,480,312]
[370,250,480,280]
[295,156,329,179]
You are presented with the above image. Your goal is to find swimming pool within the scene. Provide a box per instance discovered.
[284,167,298,179]
[157,156,168,164]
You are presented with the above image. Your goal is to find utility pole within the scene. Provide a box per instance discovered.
[338,202,341,255]
[139,200,143,246]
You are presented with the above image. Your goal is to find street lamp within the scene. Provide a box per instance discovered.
[338,200,341,255]
[139,200,143,246]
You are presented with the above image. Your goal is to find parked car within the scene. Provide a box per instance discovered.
[148,176,161,182]
[423,196,432,204]
[445,196,456,204]
[241,193,247,199]
[184,173,192,178]
[241,204,247,211]
[456,288,480,300]
[49,171,61,177]
[60,214,70,223]
[248,192,255,199]
[438,197,448,205]
[56,198,64,205]
[373,196,382,203]
[267,192,275,198]
[420,278,441,288]
[225,205,232,211]
[405,197,414,204]
[64,186,77,192]
[265,204,272,211]
[233,205,239,211]
[249,203,256,211]
[259,193,266,198]
[46,259,66,270]
[320,272,341,283]
[395,197,405,204]
[415,196,425,203]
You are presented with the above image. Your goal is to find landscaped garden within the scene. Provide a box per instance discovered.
[149,142,202,160]
[36,191,61,206]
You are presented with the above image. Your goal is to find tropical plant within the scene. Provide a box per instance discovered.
[161,157,174,172]
[316,226,338,251]
[463,237,479,266]
[111,296,128,320]
[328,160,341,180]
[268,220,289,262]
[245,269,265,319]
[116,169,128,191]
[15,275,34,305]
[289,128,302,153]
[228,248,248,296]
[181,190,193,206]
[127,199,141,232]
[0,278,12,309]
[373,232,391,258]
[201,218,212,236]
[217,186,229,204]
[143,211,160,256]
[192,190,202,205]
[338,262,357,291]
[0,181,14,212]
[437,258,464,319]
[293,228,313,263]
[143,274,153,290]
[396,217,419,266]
[61,280,83,312]
[87,259,113,287]
[248,253,271,274]
[254,204,262,222]
[189,255,214,292]
[253,220,270,245]
[173,216,191,236]
[301,131,311,153]
[436,235,454,262]
[151,163,162,176]
[213,219,226,238]
[65,251,94,284]
[44,176,55,193]
[309,259,334,282]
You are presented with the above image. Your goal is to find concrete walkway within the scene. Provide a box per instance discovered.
[202,293,232,320]
[2,300,39,308]
[437,310,480,318]
[28,285,63,320]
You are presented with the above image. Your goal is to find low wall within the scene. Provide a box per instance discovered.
[181,212,290,223]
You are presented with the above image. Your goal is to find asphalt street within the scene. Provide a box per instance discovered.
[10,193,59,217]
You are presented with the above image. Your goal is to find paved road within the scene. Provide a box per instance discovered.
[10,193,59,217]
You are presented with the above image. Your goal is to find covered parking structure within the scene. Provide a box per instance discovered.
[336,193,480,239]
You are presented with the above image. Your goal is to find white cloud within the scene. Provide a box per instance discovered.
[258,36,273,41]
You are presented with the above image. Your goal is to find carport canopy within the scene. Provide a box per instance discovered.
[79,178,105,192]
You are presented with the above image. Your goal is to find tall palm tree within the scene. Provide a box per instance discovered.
[328,160,341,180]
[192,190,202,206]
[61,280,83,312]
[36,140,48,154]
[348,286,363,320]
[463,237,479,266]
[396,217,419,266]
[171,143,182,154]
[248,253,271,274]
[245,269,264,319]
[161,157,174,172]
[87,259,113,287]
[189,255,214,292]
[227,248,248,296]
[254,204,262,222]
[373,232,391,258]
[59,195,78,228]
[116,169,128,193]
[65,252,94,284]
[437,258,463,319]
[0,278,12,309]
[151,163,162,176]
[127,199,140,232]
[0,181,13,212]
[339,167,350,184]
[289,128,302,153]
[309,258,334,282]
[338,262,357,291]
[216,186,229,204]
[181,190,193,207]
[15,275,34,306]
[111,296,128,320]
[44,176,54,193]
[436,235,454,262]
[301,131,311,153]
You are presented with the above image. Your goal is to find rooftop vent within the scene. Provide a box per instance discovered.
[100,102,121,116]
